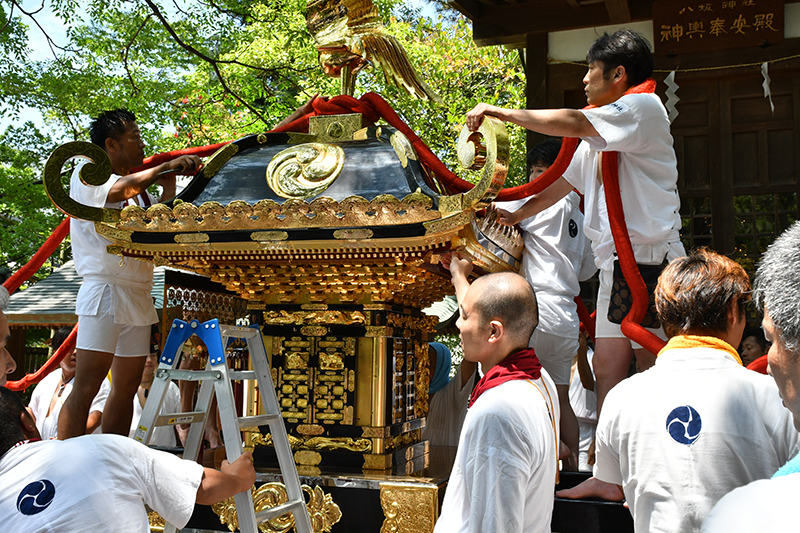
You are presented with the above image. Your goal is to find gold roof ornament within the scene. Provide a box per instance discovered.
[305,0,441,102]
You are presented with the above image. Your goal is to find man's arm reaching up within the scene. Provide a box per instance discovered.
[195,451,257,505]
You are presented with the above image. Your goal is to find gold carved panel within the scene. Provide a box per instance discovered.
[379,482,438,533]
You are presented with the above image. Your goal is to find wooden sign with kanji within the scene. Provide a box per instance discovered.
[653,0,784,55]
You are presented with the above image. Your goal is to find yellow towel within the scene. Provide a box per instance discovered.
[658,335,742,366]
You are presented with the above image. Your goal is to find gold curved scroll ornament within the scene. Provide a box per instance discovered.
[212,483,341,533]
[438,116,509,216]
[42,141,120,223]
[266,143,345,200]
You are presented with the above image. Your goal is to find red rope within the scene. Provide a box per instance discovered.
[3,218,71,295]
[575,296,596,342]
[5,325,76,391]
[601,152,667,355]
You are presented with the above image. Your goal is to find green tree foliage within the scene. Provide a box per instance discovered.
[0,123,64,283]
[0,0,527,279]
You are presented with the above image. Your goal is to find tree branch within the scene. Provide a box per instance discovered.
[10,0,80,58]
[121,14,153,98]
[142,0,270,126]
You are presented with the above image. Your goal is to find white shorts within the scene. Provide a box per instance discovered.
[595,268,667,350]
[530,329,578,385]
[77,287,151,357]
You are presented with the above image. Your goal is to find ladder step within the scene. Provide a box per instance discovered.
[255,499,306,523]
[238,414,282,429]
[157,369,224,381]
[229,370,257,381]
[154,411,206,427]
[220,325,260,339]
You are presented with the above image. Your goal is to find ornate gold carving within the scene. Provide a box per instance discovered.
[301,326,328,336]
[297,465,322,477]
[251,231,289,242]
[362,426,389,439]
[423,211,470,236]
[390,131,417,168]
[257,133,269,144]
[440,116,509,215]
[366,326,391,337]
[416,342,431,418]
[309,114,362,142]
[266,143,345,200]
[251,432,372,452]
[212,483,341,533]
[115,192,437,232]
[343,405,354,425]
[364,454,392,470]
[202,142,239,180]
[262,310,366,326]
[386,313,437,334]
[379,483,438,533]
[297,424,325,436]
[94,223,133,242]
[385,429,421,451]
[174,233,210,243]
[288,132,317,144]
[333,228,373,240]
[43,141,120,223]
[295,450,323,465]
[147,510,165,532]
[319,351,344,370]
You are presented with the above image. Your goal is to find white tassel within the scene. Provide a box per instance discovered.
[664,71,680,124]
[762,62,775,114]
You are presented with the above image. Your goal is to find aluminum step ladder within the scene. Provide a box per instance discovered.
[134,318,313,533]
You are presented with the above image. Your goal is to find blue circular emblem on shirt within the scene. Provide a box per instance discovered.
[16,480,56,515]
[568,219,578,238]
[666,405,702,445]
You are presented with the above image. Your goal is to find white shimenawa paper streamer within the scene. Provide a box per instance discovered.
[664,70,680,124]
[762,62,775,114]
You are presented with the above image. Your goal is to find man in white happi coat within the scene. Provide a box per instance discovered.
[59,109,201,439]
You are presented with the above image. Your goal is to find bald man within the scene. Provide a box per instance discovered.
[434,253,560,533]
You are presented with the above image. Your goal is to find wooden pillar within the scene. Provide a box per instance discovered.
[7,328,27,384]
[525,32,549,156]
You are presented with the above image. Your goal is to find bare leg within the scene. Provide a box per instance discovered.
[557,384,580,471]
[205,397,223,448]
[593,337,635,417]
[102,355,147,435]
[58,349,115,439]
[178,352,199,441]
[634,347,657,373]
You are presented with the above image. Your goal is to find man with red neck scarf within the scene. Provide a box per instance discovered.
[434,253,560,533]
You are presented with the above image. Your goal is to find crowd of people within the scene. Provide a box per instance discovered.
[432,27,800,533]
[2,26,800,533]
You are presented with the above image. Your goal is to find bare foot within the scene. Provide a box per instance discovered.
[556,476,624,501]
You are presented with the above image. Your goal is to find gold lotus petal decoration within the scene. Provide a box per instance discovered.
[267,143,345,200]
